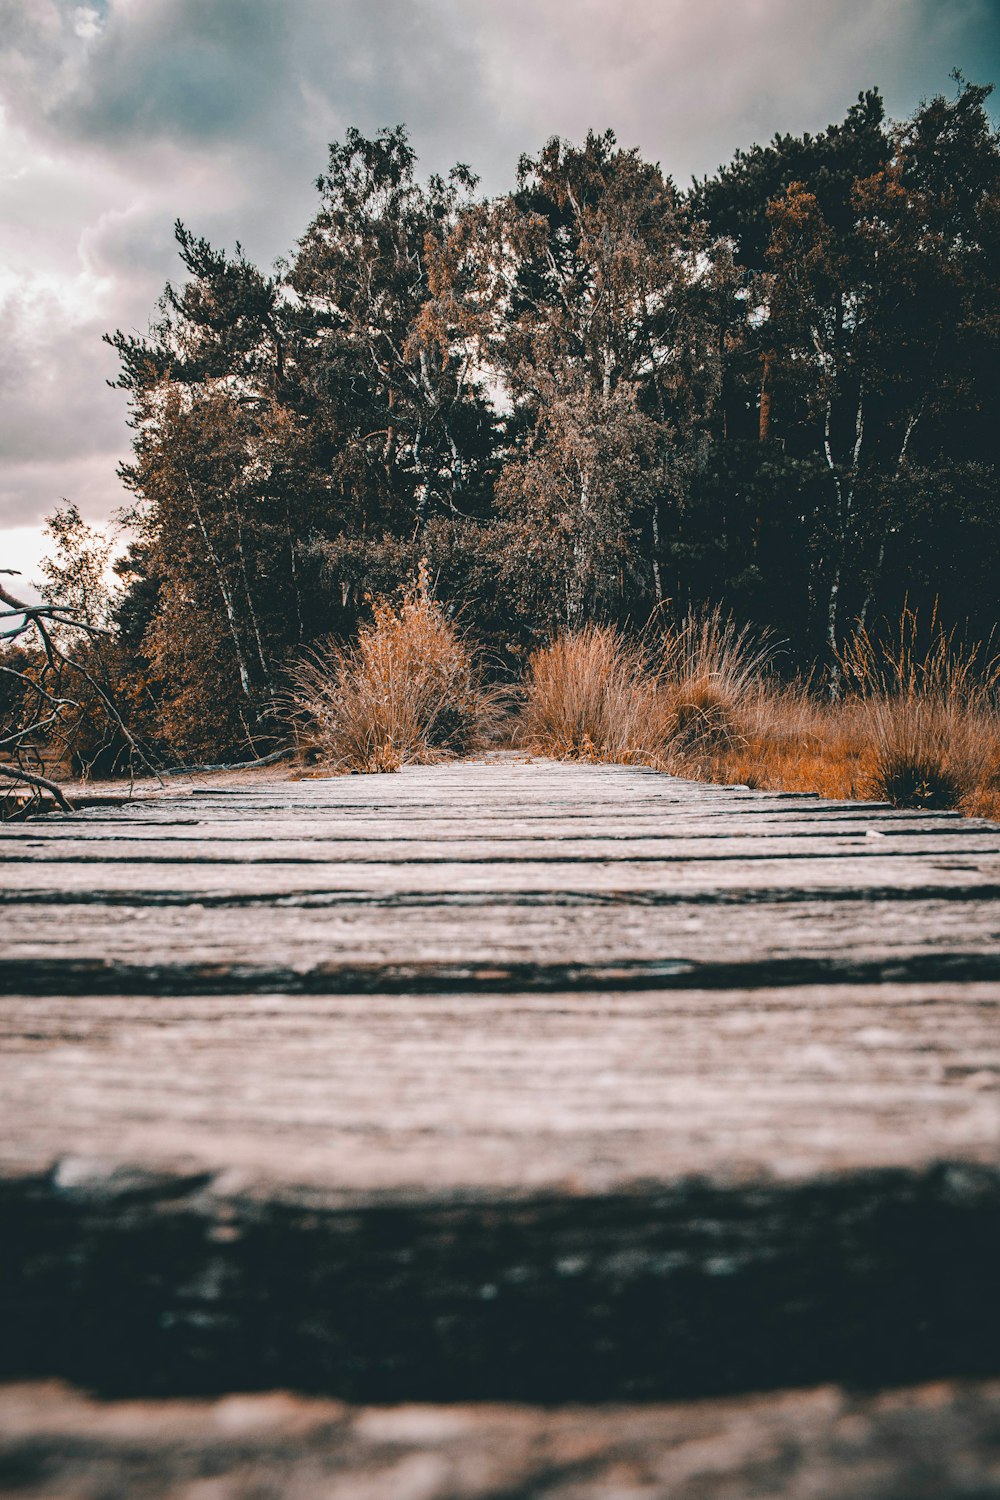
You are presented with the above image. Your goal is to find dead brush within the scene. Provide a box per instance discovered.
[520,626,670,762]
[840,609,1000,812]
[517,607,1000,821]
[718,684,870,798]
[288,567,499,773]
[656,608,775,768]
[520,611,771,772]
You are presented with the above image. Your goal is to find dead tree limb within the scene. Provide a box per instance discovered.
[1,571,158,812]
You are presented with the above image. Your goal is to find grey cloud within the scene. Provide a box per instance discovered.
[0,451,127,532]
[0,0,490,179]
[0,292,123,465]
[0,0,496,265]
[60,0,292,146]
[0,1,94,130]
[2,1,996,190]
[78,201,179,288]
[0,0,996,552]
[466,0,999,186]
[0,0,287,145]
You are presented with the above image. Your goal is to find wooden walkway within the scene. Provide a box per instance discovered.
[2,756,999,1493]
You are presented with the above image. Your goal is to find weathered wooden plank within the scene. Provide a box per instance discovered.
[2,985,998,1194]
[7,830,1000,863]
[18,794,975,837]
[2,1377,999,1499]
[3,1150,999,1400]
[2,759,998,1408]
[8,814,979,841]
[1,894,997,973]
[23,774,871,812]
[4,855,998,899]
[0,894,995,978]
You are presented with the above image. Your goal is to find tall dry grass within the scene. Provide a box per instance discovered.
[520,609,770,768]
[658,609,774,761]
[840,611,1000,813]
[519,626,669,762]
[289,569,501,772]
[520,607,1000,818]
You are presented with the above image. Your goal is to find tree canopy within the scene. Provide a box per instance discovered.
[94,81,999,756]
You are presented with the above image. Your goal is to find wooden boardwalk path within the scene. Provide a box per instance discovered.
[2,755,999,1494]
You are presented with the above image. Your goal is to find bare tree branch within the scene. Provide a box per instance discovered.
[0,763,73,811]
[1,570,158,812]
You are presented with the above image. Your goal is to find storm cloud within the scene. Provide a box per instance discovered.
[1,0,997,576]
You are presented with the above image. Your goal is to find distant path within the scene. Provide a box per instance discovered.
[1,756,999,1481]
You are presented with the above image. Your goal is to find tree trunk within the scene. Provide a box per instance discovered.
[826,567,842,698]
[759,350,774,442]
[183,471,255,701]
[567,466,591,627]
[231,496,272,692]
[856,407,918,630]
[285,501,304,644]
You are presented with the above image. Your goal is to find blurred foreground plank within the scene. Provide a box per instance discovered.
[1,1378,999,1499]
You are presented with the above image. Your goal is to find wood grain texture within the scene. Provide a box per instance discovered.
[1,756,998,1405]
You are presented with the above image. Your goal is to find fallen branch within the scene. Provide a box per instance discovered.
[1,571,157,804]
[0,763,73,811]
[161,747,295,775]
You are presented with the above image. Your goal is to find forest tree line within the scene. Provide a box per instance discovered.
[57,78,1000,760]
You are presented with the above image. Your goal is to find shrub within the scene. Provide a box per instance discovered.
[520,626,668,762]
[289,567,497,772]
[865,702,963,808]
[521,611,772,770]
[841,610,1000,811]
[658,608,774,760]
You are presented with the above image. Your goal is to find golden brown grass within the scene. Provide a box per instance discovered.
[519,611,772,764]
[519,609,1000,819]
[519,626,670,762]
[703,689,874,800]
[289,569,502,772]
[658,609,774,756]
[839,611,1000,815]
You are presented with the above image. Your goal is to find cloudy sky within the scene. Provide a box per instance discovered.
[1,0,997,589]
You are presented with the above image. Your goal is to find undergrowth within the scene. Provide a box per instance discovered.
[289,567,503,772]
[519,609,1000,818]
[289,579,999,812]
[518,626,668,763]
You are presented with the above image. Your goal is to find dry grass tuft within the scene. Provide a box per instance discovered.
[517,606,1000,820]
[657,608,774,763]
[520,610,770,769]
[519,626,669,763]
[866,703,963,809]
[708,689,872,799]
[842,611,1000,813]
[289,567,500,773]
